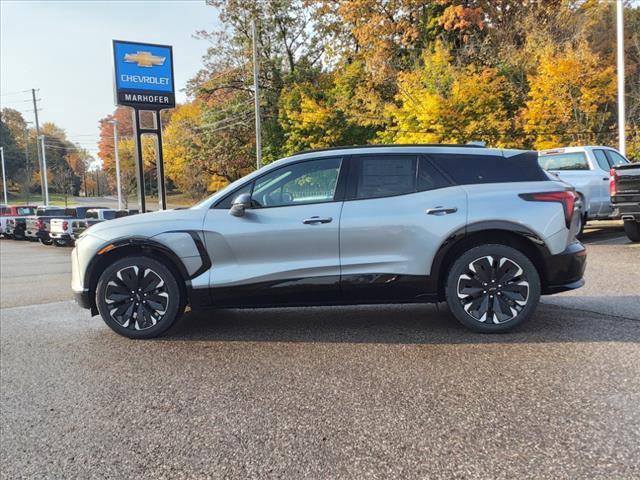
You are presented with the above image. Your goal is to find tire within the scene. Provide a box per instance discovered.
[53,239,68,247]
[575,213,586,239]
[623,220,640,242]
[96,255,185,339]
[39,237,53,246]
[445,244,541,333]
[13,230,25,241]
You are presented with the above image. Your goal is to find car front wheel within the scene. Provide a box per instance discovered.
[445,244,541,333]
[623,220,640,242]
[96,256,185,339]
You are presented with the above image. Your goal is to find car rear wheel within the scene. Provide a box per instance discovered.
[39,237,53,246]
[445,244,541,333]
[96,256,185,339]
[623,220,640,242]
[53,239,67,247]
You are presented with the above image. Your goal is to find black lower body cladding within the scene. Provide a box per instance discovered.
[542,241,587,294]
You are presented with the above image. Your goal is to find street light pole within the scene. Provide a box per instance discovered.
[251,18,262,169]
[32,88,45,203]
[38,135,49,206]
[1,147,8,204]
[616,0,626,156]
[109,120,123,210]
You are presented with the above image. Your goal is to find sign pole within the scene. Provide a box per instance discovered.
[132,110,146,213]
[109,120,123,210]
[155,112,167,210]
[251,19,262,169]
[0,147,7,204]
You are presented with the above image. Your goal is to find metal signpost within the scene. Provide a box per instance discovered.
[112,40,175,212]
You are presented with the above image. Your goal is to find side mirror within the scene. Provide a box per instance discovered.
[229,193,252,217]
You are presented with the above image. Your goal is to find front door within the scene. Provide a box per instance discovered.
[202,157,345,306]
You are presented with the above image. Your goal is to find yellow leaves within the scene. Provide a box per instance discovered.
[522,43,616,149]
[207,175,229,193]
[384,45,517,147]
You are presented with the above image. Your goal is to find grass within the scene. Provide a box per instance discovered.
[4,191,201,209]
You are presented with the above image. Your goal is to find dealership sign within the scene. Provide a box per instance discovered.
[113,40,175,109]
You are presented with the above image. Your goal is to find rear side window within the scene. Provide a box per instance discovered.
[538,152,589,171]
[430,153,548,184]
[593,150,610,171]
[103,211,117,220]
[605,150,629,167]
[354,155,416,199]
[86,211,98,219]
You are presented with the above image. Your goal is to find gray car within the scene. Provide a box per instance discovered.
[72,145,586,338]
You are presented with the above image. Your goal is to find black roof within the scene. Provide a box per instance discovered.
[290,143,486,156]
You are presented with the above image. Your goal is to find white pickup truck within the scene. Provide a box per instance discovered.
[50,208,132,246]
[538,146,630,235]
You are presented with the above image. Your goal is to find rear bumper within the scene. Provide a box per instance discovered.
[50,232,72,241]
[613,203,640,221]
[542,241,587,295]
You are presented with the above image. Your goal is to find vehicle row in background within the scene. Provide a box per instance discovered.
[1,205,137,246]
[538,146,631,237]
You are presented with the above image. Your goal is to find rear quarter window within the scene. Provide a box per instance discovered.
[429,153,547,184]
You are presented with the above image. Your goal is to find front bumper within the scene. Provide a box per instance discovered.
[74,289,92,309]
[542,241,587,295]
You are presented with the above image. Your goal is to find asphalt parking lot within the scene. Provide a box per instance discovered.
[1,225,639,479]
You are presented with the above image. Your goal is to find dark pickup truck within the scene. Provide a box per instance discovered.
[611,163,640,242]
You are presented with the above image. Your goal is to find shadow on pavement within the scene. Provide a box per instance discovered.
[162,302,640,345]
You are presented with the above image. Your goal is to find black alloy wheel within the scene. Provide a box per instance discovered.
[445,244,540,333]
[96,256,184,339]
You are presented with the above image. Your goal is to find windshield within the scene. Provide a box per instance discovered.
[538,152,589,171]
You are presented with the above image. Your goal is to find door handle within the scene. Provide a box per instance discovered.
[303,216,332,224]
[602,177,609,181]
[426,207,458,216]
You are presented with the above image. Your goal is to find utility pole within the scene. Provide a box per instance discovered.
[0,147,7,204]
[251,19,262,169]
[38,136,49,206]
[109,120,123,210]
[31,88,45,203]
[616,0,626,156]
[24,129,31,204]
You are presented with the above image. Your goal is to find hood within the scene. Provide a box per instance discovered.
[86,208,206,241]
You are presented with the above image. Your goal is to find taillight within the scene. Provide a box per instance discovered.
[520,191,577,228]
[62,221,69,230]
[609,168,617,197]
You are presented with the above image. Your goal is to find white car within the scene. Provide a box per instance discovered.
[538,146,630,234]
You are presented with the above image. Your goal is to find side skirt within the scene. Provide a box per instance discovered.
[188,274,438,309]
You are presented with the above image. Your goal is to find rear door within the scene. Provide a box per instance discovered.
[339,155,467,302]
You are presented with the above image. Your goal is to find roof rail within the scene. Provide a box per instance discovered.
[290,143,487,156]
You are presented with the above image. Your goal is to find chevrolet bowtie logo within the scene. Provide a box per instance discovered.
[123,51,166,68]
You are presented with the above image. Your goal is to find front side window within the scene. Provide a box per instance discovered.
[605,150,629,167]
[354,155,417,199]
[86,211,98,219]
[538,152,589,171]
[103,211,117,220]
[252,158,342,208]
[593,150,610,171]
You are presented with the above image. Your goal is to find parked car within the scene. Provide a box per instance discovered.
[1,205,37,238]
[24,206,71,245]
[72,145,586,339]
[538,146,630,236]
[610,161,640,242]
[49,206,109,247]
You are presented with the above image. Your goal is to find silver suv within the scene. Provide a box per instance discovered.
[72,145,586,338]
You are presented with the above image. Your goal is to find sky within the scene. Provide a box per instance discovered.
[0,0,220,159]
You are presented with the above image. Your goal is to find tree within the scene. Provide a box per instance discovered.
[522,43,616,149]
